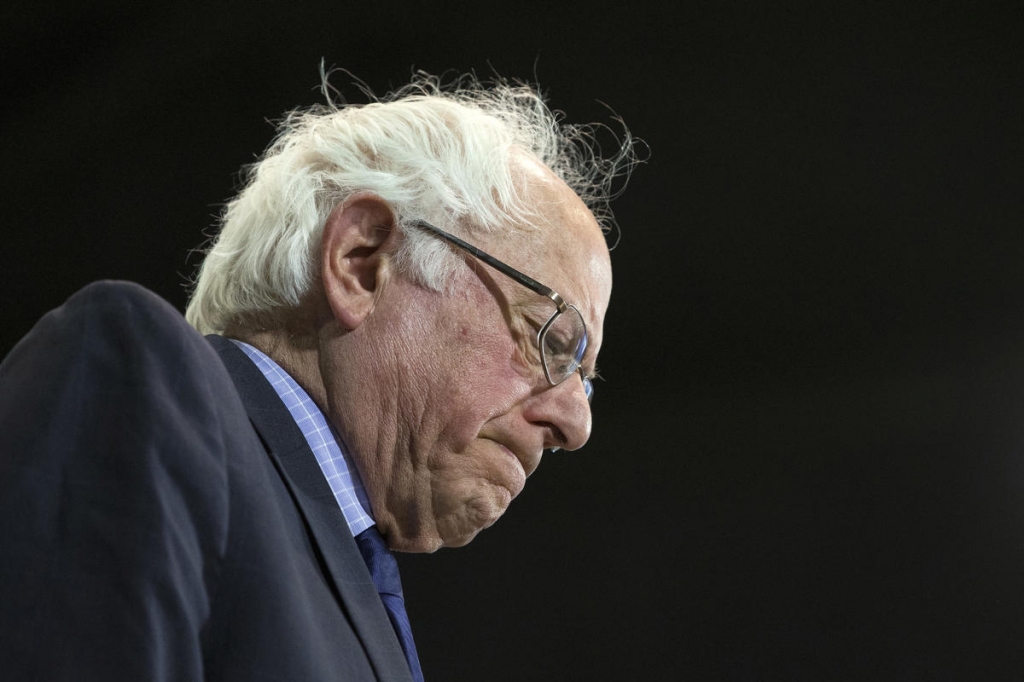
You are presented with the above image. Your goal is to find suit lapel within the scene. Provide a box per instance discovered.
[206,335,413,682]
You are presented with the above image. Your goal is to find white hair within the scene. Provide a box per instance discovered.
[185,71,638,335]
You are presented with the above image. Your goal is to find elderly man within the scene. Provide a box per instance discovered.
[0,73,634,681]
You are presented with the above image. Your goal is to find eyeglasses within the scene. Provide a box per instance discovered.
[410,220,593,402]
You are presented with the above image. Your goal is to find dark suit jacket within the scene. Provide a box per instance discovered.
[0,281,413,681]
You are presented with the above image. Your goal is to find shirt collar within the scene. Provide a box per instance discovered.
[229,339,376,536]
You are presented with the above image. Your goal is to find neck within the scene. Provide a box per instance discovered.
[232,326,330,412]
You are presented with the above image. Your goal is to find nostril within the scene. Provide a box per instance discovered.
[543,423,567,452]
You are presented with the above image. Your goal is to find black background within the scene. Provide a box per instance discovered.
[5,2,1024,679]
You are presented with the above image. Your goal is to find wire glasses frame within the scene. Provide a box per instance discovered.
[410,220,593,402]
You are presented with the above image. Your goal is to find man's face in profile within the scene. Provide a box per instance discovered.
[344,160,613,553]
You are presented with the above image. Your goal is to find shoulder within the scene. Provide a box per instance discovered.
[51,280,198,347]
[0,285,248,676]
[1,281,237,430]
[65,279,176,310]
[0,281,247,522]
[13,280,218,372]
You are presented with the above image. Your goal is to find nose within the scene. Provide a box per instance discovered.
[523,372,593,451]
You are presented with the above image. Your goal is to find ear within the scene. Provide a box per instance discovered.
[321,193,400,330]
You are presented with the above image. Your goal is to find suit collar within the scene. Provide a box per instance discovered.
[225,338,376,535]
[206,334,413,682]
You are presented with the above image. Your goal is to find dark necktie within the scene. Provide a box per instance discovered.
[355,526,424,682]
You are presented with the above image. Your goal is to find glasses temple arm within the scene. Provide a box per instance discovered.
[411,220,560,302]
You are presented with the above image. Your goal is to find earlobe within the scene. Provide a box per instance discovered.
[321,193,399,330]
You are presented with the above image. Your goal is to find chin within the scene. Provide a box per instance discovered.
[385,490,510,553]
[439,528,483,549]
[437,489,512,548]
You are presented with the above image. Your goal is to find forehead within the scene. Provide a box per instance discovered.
[493,157,613,344]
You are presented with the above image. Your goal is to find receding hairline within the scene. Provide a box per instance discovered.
[184,69,639,336]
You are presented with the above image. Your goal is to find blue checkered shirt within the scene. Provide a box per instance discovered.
[230,340,375,537]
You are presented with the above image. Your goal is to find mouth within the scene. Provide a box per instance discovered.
[492,440,541,479]
[494,442,523,474]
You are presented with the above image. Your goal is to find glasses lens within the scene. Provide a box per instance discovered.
[540,305,588,385]
[582,372,594,403]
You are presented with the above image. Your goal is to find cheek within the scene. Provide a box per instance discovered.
[431,308,530,429]
[413,324,533,547]
[435,342,527,445]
